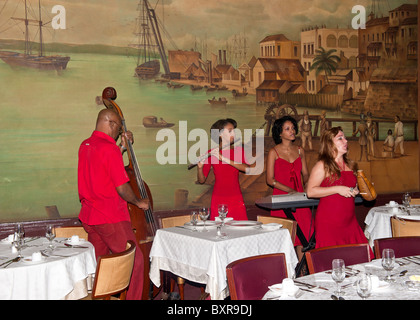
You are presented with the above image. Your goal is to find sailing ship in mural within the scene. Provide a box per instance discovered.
[0,0,70,71]
[130,0,170,79]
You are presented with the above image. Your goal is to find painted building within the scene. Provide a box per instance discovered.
[300,25,359,94]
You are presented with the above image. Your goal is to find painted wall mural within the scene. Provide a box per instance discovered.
[0,0,417,222]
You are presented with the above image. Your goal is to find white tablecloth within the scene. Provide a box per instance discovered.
[263,255,420,300]
[364,205,420,247]
[0,237,96,300]
[149,225,298,300]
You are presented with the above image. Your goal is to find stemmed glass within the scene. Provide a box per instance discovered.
[331,259,346,297]
[45,225,56,250]
[12,232,24,259]
[199,207,210,232]
[218,204,228,226]
[356,273,372,300]
[402,192,411,212]
[190,211,198,232]
[382,248,395,282]
[16,223,25,239]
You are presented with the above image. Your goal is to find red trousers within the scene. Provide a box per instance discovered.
[82,221,144,300]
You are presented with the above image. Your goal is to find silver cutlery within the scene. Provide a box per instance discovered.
[63,243,88,248]
[331,294,345,300]
[294,280,329,291]
[1,256,21,268]
[402,257,420,266]
[40,250,69,258]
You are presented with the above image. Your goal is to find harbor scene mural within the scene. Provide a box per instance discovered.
[0,0,417,222]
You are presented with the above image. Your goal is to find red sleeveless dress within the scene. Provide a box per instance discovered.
[202,146,248,220]
[271,149,314,246]
[315,171,372,255]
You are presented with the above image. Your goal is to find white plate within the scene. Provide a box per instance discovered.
[64,238,86,245]
[226,220,262,229]
[22,256,46,264]
[184,221,219,229]
[261,223,282,231]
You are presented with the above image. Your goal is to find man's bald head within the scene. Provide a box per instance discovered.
[96,109,122,140]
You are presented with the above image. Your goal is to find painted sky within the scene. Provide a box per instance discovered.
[0,0,417,58]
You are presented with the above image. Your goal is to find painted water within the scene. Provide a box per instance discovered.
[0,53,414,222]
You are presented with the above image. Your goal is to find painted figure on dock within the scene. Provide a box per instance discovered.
[319,110,329,137]
[366,114,377,158]
[393,115,405,156]
[383,129,395,155]
[298,110,313,150]
[352,114,368,161]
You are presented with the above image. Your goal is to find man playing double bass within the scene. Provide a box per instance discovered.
[78,108,149,300]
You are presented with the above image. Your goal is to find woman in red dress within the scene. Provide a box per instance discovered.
[197,119,253,220]
[307,127,372,256]
[266,116,313,260]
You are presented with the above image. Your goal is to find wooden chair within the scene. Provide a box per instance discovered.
[390,216,420,237]
[226,253,288,300]
[86,240,136,300]
[257,215,297,244]
[160,215,191,229]
[159,215,206,300]
[54,226,88,240]
[305,243,371,274]
[409,198,420,205]
[374,236,420,259]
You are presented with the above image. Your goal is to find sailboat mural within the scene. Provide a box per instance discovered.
[130,0,170,79]
[0,0,70,71]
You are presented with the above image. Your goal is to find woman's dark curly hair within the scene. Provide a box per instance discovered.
[271,116,298,144]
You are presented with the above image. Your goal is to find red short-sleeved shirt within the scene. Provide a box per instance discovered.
[78,130,130,225]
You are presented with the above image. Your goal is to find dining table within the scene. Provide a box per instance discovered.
[263,255,420,300]
[0,236,97,300]
[149,221,298,300]
[364,204,420,247]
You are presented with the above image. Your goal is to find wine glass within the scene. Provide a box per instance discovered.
[331,259,346,296]
[356,273,372,300]
[46,225,56,249]
[16,223,25,240]
[402,192,411,208]
[190,211,198,232]
[13,232,24,258]
[218,204,228,226]
[199,207,210,232]
[382,248,395,282]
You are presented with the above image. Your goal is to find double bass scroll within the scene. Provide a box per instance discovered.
[101,87,158,299]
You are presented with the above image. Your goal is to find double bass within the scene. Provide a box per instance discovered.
[102,87,159,300]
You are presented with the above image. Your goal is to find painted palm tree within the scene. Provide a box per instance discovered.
[309,47,341,85]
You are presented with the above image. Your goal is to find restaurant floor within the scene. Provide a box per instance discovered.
[154,281,209,300]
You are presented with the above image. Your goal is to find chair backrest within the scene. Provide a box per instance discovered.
[54,226,88,240]
[391,216,420,237]
[305,243,371,274]
[410,198,420,205]
[226,253,288,300]
[257,215,297,244]
[374,236,420,259]
[160,215,191,229]
[92,240,136,300]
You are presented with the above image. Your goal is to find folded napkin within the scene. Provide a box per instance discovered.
[261,223,282,231]
[268,278,299,296]
[1,234,14,243]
